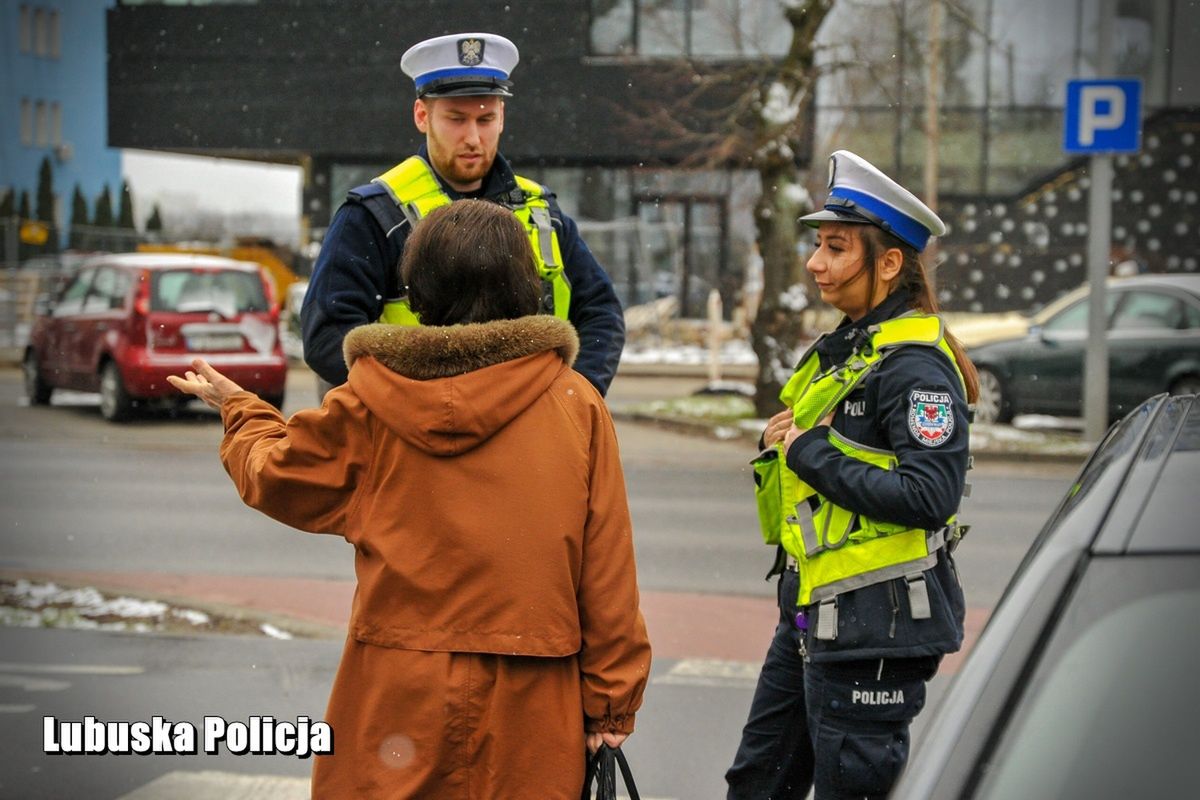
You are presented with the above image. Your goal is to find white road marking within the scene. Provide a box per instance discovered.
[118,771,310,800]
[0,703,36,714]
[118,770,676,800]
[653,658,761,689]
[0,662,144,675]
[0,674,70,692]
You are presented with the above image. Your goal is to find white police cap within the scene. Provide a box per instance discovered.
[401,32,519,98]
[799,150,946,252]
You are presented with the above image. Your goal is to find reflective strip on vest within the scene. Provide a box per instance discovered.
[778,313,966,607]
[371,157,570,324]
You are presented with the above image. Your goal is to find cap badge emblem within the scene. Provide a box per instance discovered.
[458,38,484,66]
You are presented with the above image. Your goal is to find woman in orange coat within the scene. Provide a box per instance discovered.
[170,199,651,798]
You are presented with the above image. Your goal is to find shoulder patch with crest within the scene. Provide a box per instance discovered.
[908,389,954,447]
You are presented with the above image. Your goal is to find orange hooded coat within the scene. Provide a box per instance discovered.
[216,316,650,798]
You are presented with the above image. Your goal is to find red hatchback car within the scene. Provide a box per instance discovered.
[24,253,288,421]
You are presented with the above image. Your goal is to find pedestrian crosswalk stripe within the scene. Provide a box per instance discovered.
[0,703,36,714]
[653,658,761,688]
[118,770,310,800]
[0,674,70,692]
[117,771,675,800]
[0,662,144,675]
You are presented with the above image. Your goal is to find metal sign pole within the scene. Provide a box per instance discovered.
[1084,155,1112,443]
[1082,0,1116,443]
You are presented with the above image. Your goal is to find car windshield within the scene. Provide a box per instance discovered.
[151,269,268,316]
[975,557,1200,799]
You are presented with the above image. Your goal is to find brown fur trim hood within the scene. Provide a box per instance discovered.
[343,315,579,380]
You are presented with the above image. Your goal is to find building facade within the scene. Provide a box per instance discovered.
[1,0,123,256]
[106,0,1199,315]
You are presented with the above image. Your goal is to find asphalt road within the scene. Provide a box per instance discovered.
[0,368,1077,606]
[0,367,1082,798]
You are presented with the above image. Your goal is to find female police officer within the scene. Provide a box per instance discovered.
[726,150,978,800]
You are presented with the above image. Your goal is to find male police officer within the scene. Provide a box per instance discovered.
[301,32,625,395]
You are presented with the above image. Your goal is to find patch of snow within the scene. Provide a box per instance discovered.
[782,182,812,208]
[762,82,800,126]
[172,608,212,626]
[260,623,293,640]
[10,581,171,618]
[622,341,758,366]
[779,284,809,312]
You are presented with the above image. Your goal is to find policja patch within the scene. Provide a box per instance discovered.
[908,389,955,447]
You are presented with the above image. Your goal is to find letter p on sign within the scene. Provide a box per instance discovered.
[1064,79,1141,154]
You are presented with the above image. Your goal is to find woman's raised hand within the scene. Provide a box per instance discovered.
[167,358,244,410]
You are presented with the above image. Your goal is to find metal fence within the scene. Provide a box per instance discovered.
[0,253,89,365]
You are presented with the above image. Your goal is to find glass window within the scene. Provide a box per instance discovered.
[54,267,96,316]
[1040,299,1087,333]
[590,0,788,58]
[20,98,33,146]
[1041,292,1120,334]
[590,0,634,55]
[691,0,789,58]
[976,558,1200,800]
[152,270,268,315]
[48,10,60,59]
[83,267,126,313]
[34,100,48,147]
[1110,291,1182,330]
[638,0,688,56]
[33,8,46,56]
[19,5,31,53]
[1183,300,1200,330]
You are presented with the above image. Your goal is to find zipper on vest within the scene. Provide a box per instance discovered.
[887,580,900,639]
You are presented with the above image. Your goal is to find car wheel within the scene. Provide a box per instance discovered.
[23,350,53,405]
[1169,375,1200,397]
[974,367,1012,424]
[99,361,134,422]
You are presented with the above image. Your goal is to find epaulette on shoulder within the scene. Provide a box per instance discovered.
[346,182,388,202]
[347,182,406,237]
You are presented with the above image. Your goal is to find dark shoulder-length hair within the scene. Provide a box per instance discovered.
[401,199,541,326]
[858,225,980,404]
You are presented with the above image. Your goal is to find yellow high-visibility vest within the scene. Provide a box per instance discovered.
[752,313,967,606]
[372,156,570,325]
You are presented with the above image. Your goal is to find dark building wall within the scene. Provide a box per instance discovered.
[106,0,758,167]
[935,109,1200,313]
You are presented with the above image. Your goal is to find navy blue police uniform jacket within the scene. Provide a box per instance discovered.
[783,288,969,662]
[300,145,626,394]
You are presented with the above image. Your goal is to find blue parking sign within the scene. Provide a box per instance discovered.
[1064,79,1142,154]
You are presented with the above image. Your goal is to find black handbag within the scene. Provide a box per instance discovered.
[580,744,641,800]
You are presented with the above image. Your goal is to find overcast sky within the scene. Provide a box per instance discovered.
[122,150,303,221]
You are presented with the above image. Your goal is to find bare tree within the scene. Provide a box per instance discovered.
[612,0,836,415]
[750,1,835,415]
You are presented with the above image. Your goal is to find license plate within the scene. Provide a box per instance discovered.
[187,334,244,351]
